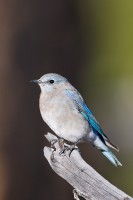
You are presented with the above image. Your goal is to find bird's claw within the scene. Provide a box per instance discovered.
[50,139,58,148]
[58,138,65,149]
[50,138,79,157]
[59,144,79,157]
[68,144,79,157]
[50,138,65,153]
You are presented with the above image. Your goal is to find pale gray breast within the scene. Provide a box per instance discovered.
[39,89,90,143]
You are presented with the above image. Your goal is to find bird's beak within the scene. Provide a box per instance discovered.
[30,79,40,84]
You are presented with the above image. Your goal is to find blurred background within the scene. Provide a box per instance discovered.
[0,0,133,199]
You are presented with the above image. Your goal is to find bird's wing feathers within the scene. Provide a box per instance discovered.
[65,89,107,137]
[65,89,119,151]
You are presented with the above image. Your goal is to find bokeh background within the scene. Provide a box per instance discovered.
[0,1,133,199]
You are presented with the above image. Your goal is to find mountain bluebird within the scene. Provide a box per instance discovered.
[32,73,122,166]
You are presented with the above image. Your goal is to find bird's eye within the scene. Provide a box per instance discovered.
[49,80,54,84]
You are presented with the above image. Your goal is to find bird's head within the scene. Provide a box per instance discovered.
[31,73,68,93]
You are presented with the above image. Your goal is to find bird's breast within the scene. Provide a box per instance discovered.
[39,92,90,143]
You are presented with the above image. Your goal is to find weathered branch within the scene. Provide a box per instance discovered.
[44,132,132,200]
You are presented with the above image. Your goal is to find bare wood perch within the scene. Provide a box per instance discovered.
[44,132,132,200]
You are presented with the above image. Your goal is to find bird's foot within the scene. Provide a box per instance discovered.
[50,138,65,152]
[50,139,58,149]
[59,143,79,157]
[50,138,79,156]
[68,144,79,157]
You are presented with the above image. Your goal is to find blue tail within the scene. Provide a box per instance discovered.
[102,150,122,166]
[87,129,122,166]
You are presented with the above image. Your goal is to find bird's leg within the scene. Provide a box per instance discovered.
[50,137,79,156]
[58,138,65,149]
[50,138,66,153]
[67,143,79,157]
[59,138,69,155]
[59,142,79,157]
[50,139,58,150]
[50,138,65,147]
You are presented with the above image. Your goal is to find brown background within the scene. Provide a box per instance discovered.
[0,1,133,200]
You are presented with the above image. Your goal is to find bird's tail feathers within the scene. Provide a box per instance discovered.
[105,140,119,151]
[102,150,122,167]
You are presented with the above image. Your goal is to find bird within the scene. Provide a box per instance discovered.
[31,73,122,166]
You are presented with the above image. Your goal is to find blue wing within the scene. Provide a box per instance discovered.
[65,89,109,140]
[82,103,109,140]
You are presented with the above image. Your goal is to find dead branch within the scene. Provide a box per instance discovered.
[44,132,132,200]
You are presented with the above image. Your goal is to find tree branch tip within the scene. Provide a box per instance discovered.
[44,132,58,142]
